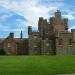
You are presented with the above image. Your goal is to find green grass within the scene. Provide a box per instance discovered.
[0,55,75,75]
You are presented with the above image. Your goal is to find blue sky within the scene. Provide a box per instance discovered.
[0,0,75,38]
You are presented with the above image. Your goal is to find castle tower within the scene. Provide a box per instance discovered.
[54,10,62,26]
[50,10,68,32]
[55,10,61,20]
[38,17,44,33]
[38,17,48,38]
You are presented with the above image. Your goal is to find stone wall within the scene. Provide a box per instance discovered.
[29,33,41,55]
[56,31,75,55]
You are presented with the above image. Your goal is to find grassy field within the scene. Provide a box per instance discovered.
[0,55,75,75]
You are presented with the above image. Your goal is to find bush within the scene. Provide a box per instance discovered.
[0,49,6,55]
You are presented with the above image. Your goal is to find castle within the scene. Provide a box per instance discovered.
[0,10,75,55]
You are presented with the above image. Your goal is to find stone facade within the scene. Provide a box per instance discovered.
[28,10,75,55]
[0,10,75,55]
[0,32,28,55]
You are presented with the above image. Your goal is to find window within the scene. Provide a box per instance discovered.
[46,43,49,46]
[8,43,11,48]
[34,45,37,48]
[34,36,37,39]
[58,38,63,45]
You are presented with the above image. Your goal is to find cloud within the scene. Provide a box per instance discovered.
[61,6,75,20]
[69,26,75,31]
[63,14,75,20]
[0,0,75,37]
[0,0,61,29]
[0,14,12,21]
[0,6,25,31]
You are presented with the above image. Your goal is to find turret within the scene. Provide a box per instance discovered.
[63,18,68,30]
[38,17,48,37]
[50,17,55,25]
[50,10,68,32]
[38,17,44,32]
[28,26,32,35]
[55,10,61,19]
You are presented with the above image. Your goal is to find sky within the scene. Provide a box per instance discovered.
[0,0,75,38]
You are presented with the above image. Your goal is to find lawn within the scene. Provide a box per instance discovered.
[0,55,75,75]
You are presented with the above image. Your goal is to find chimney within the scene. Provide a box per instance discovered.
[9,32,14,39]
[20,31,23,39]
[28,26,32,35]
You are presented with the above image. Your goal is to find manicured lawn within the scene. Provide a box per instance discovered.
[0,55,75,75]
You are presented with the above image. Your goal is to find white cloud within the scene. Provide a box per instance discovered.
[61,8,75,20]
[0,24,11,31]
[1,0,75,36]
[1,0,75,38]
[0,28,25,31]
[63,14,75,20]
[0,0,60,29]
[0,14,12,21]
[68,26,75,31]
